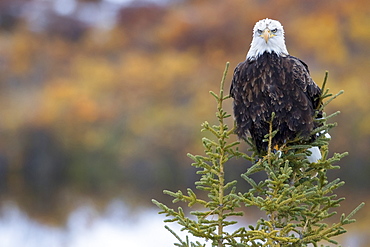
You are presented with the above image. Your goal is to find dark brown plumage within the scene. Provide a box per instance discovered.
[230,52,322,154]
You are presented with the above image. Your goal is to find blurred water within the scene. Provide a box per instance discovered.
[0,200,186,247]
[0,200,366,247]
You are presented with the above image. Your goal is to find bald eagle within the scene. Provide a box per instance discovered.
[230,18,322,160]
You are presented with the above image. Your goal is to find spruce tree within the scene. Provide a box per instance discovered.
[152,62,364,247]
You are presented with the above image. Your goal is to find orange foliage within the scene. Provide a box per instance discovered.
[0,1,367,156]
[0,0,369,228]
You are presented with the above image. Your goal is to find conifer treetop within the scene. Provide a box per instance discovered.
[152,63,364,247]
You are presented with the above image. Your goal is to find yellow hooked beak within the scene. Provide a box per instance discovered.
[261,29,271,43]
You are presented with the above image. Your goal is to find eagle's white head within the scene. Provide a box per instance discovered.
[246,18,289,60]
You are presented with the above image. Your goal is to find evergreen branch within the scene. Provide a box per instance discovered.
[342,202,365,224]
[321,90,344,110]
[165,226,206,247]
[316,71,329,110]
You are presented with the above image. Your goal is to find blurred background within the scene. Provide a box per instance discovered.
[0,0,369,246]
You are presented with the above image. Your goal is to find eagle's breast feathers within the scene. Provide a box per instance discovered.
[230,52,321,153]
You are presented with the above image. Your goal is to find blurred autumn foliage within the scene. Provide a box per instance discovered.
[0,0,369,225]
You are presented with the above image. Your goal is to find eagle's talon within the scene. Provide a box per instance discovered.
[253,158,261,164]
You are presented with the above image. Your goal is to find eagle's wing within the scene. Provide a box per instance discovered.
[284,55,322,132]
[289,56,321,111]
[230,60,254,140]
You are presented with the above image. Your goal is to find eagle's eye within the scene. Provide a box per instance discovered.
[257,29,263,34]
[271,28,278,33]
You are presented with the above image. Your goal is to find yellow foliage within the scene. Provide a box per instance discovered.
[0,0,369,208]
[9,28,40,75]
[290,12,348,65]
[348,13,370,43]
[0,1,368,239]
